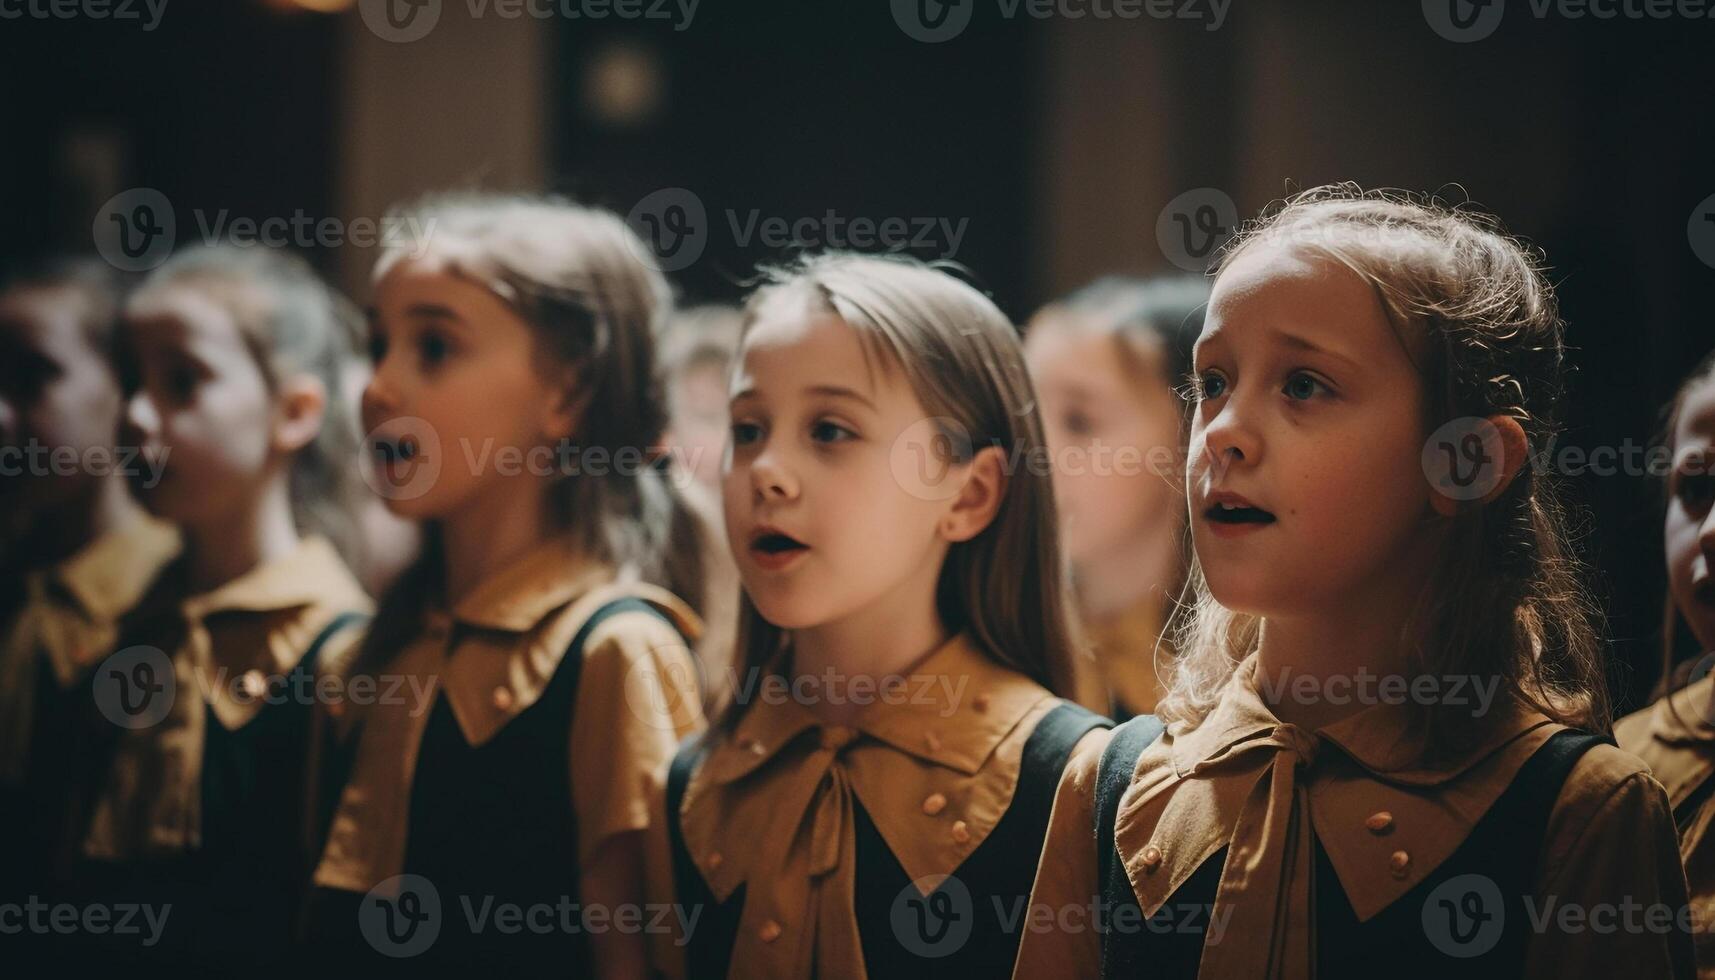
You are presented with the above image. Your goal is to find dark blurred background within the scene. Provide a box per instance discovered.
[2,0,1711,707]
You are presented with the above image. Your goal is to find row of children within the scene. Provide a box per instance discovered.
[0,184,1712,978]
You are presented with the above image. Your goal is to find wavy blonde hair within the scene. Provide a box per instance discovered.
[1158,185,1609,747]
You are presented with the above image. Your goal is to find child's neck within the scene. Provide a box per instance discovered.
[183,479,301,595]
[439,476,557,608]
[1076,517,1183,619]
[1254,580,1427,732]
[789,564,950,727]
[27,474,146,570]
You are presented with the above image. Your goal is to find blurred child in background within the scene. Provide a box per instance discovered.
[58,245,372,971]
[1025,275,1206,718]
[1616,348,1715,975]
[0,259,178,901]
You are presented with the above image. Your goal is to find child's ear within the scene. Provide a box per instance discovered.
[272,375,327,455]
[1427,414,1530,517]
[541,367,590,443]
[939,445,1008,543]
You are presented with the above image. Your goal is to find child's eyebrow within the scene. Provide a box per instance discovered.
[804,383,876,410]
[402,302,467,326]
[1276,330,1361,370]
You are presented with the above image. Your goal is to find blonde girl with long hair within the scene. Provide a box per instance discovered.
[648,253,1108,980]
[1013,185,1694,980]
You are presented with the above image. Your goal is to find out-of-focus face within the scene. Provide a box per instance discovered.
[1187,243,1433,618]
[1666,376,1715,652]
[121,283,278,529]
[361,257,576,520]
[1026,315,1184,570]
[721,293,960,631]
[667,356,732,492]
[0,284,124,532]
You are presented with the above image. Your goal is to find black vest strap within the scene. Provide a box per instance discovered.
[1093,714,1167,980]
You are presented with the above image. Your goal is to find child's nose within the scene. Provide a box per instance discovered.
[0,393,16,445]
[122,388,158,445]
[749,445,798,501]
[361,366,400,428]
[1202,398,1261,470]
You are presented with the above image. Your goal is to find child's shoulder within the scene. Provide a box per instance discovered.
[542,580,702,665]
[1540,734,1673,857]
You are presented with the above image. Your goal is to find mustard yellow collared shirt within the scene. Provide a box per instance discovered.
[649,632,1084,980]
[0,515,180,784]
[1083,596,1170,718]
[81,535,370,860]
[313,534,705,893]
[1014,654,1695,980]
[1618,675,1715,976]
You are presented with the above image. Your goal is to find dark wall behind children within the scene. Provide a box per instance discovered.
[2,0,1710,707]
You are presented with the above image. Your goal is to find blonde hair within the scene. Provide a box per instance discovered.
[1160,185,1609,746]
[715,252,1083,729]
[356,193,711,669]
[132,244,362,559]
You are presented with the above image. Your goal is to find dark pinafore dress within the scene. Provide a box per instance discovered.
[50,610,368,978]
[304,597,683,975]
[665,701,1111,978]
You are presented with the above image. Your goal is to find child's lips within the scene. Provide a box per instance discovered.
[1200,492,1277,536]
[749,528,810,571]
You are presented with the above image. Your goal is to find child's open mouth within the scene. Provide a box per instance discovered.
[1202,494,1276,536]
[372,434,422,465]
[1205,501,1276,525]
[750,529,810,570]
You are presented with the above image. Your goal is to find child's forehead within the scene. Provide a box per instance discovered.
[1200,242,1396,354]
[125,283,234,347]
[734,305,890,396]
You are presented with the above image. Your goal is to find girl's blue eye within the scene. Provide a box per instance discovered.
[368,334,388,365]
[1284,372,1326,401]
[731,422,762,446]
[811,420,855,443]
[1196,372,1227,400]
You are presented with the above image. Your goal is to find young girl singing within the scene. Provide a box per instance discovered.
[306,193,708,977]
[61,245,372,970]
[1617,349,1715,972]
[1013,186,1696,979]
[1025,276,1207,719]
[648,253,1109,980]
